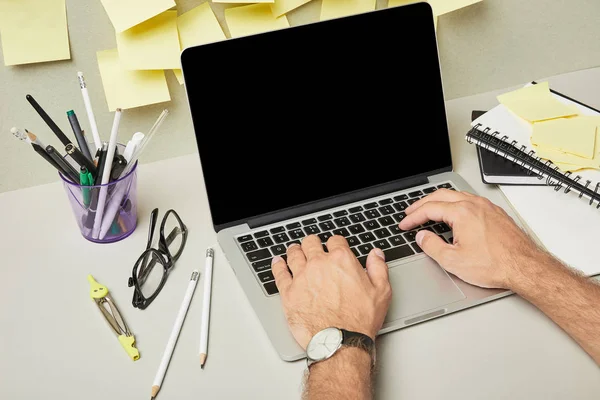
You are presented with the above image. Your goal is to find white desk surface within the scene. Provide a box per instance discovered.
[1,68,599,400]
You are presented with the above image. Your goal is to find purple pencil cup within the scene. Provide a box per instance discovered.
[60,157,138,244]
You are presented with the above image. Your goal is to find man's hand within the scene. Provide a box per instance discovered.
[272,235,392,349]
[401,189,600,365]
[399,189,543,289]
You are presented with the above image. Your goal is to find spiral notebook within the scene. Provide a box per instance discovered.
[467,82,600,277]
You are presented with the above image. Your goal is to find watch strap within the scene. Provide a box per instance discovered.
[341,329,376,367]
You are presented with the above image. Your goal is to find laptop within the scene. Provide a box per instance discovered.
[181,2,512,361]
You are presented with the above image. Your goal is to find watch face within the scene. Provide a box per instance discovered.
[307,327,343,362]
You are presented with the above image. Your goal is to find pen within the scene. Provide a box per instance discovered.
[66,143,97,177]
[199,248,214,368]
[67,110,94,162]
[80,166,93,208]
[77,72,102,151]
[26,94,73,147]
[151,270,200,400]
[45,145,80,183]
[31,142,62,170]
[92,109,122,239]
[84,142,108,229]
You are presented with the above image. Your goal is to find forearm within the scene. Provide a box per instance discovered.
[304,347,373,400]
[511,252,600,364]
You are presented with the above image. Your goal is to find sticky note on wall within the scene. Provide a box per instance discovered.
[0,0,70,66]
[116,11,181,70]
[270,0,312,17]
[97,49,170,112]
[225,4,290,38]
[100,0,175,33]
[177,2,226,50]
[321,0,376,21]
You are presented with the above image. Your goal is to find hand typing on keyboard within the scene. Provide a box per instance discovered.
[399,188,540,289]
[400,188,600,366]
[272,235,392,350]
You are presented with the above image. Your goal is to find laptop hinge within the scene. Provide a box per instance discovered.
[246,174,430,230]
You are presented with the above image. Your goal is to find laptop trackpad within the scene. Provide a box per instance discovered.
[384,257,466,323]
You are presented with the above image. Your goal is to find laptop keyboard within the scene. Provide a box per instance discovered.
[237,182,456,296]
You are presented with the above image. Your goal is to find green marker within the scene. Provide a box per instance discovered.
[80,167,94,207]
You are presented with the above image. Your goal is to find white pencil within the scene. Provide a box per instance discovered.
[77,72,102,151]
[199,248,215,368]
[92,108,121,239]
[151,270,200,400]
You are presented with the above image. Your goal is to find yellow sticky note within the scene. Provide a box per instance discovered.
[497,82,579,122]
[531,117,597,159]
[96,49,171,112]
[116,11,181,70]
[173,69,184,85]
[0,0,70,66]
[535,146,600,169]
[427,0,481,16]
[388,0,437,30]
[214,0,273,3]
[225,4,290,38]
[271,0,312,18]
[321,0,376,20]
[177,2,226,50]
[100,0,175,33]
[553,162,592,173]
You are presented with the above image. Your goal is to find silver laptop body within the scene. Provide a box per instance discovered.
[182,3,511,361]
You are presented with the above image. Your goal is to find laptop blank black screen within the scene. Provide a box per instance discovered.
[182,3,452,228]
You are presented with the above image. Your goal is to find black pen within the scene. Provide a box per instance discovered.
[95,142,109,184]
[45,145,80,183]
[84,143,107,229]
[67,110,94,162]
[66,143,97,178]
[31,142,62,171]
[26,94,73,147]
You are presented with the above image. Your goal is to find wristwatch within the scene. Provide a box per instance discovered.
[306,327,376,368]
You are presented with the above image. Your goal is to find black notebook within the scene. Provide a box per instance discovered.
[472,110,545,185]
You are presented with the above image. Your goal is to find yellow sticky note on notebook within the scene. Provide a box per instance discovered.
[531,117,597,159]
[552,162,593,173]
[116,11,180,70]
[535,146,600,169]
[177,2,226,50]
[225,4,290,38]
[100,0,175,33]
[497,82,579,122]
[172,69,184,85]
[321,0,376,20]
[0,0,70,66]
[97,49,171,112]
[271,0,312,18]
[388,0,437,30]
[214,0,273,3]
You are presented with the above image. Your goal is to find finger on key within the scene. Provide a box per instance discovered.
[286,243,306,276]
[400,201,459,231]
[272,256,292,293]
[406,188,471,214]
[324,235,350,253]
[301,234,325,260]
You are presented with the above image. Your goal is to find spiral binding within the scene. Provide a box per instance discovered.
[466,124,600,208]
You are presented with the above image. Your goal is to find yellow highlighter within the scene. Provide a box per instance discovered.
[88,275,140,361]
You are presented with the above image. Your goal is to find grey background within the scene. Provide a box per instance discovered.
[1,0,599,193]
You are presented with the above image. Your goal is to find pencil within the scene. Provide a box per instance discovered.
[77,72,102,151]
[199,248,214,368]
[151,270,200,399]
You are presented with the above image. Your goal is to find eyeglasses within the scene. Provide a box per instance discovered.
[128,208,188,310]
